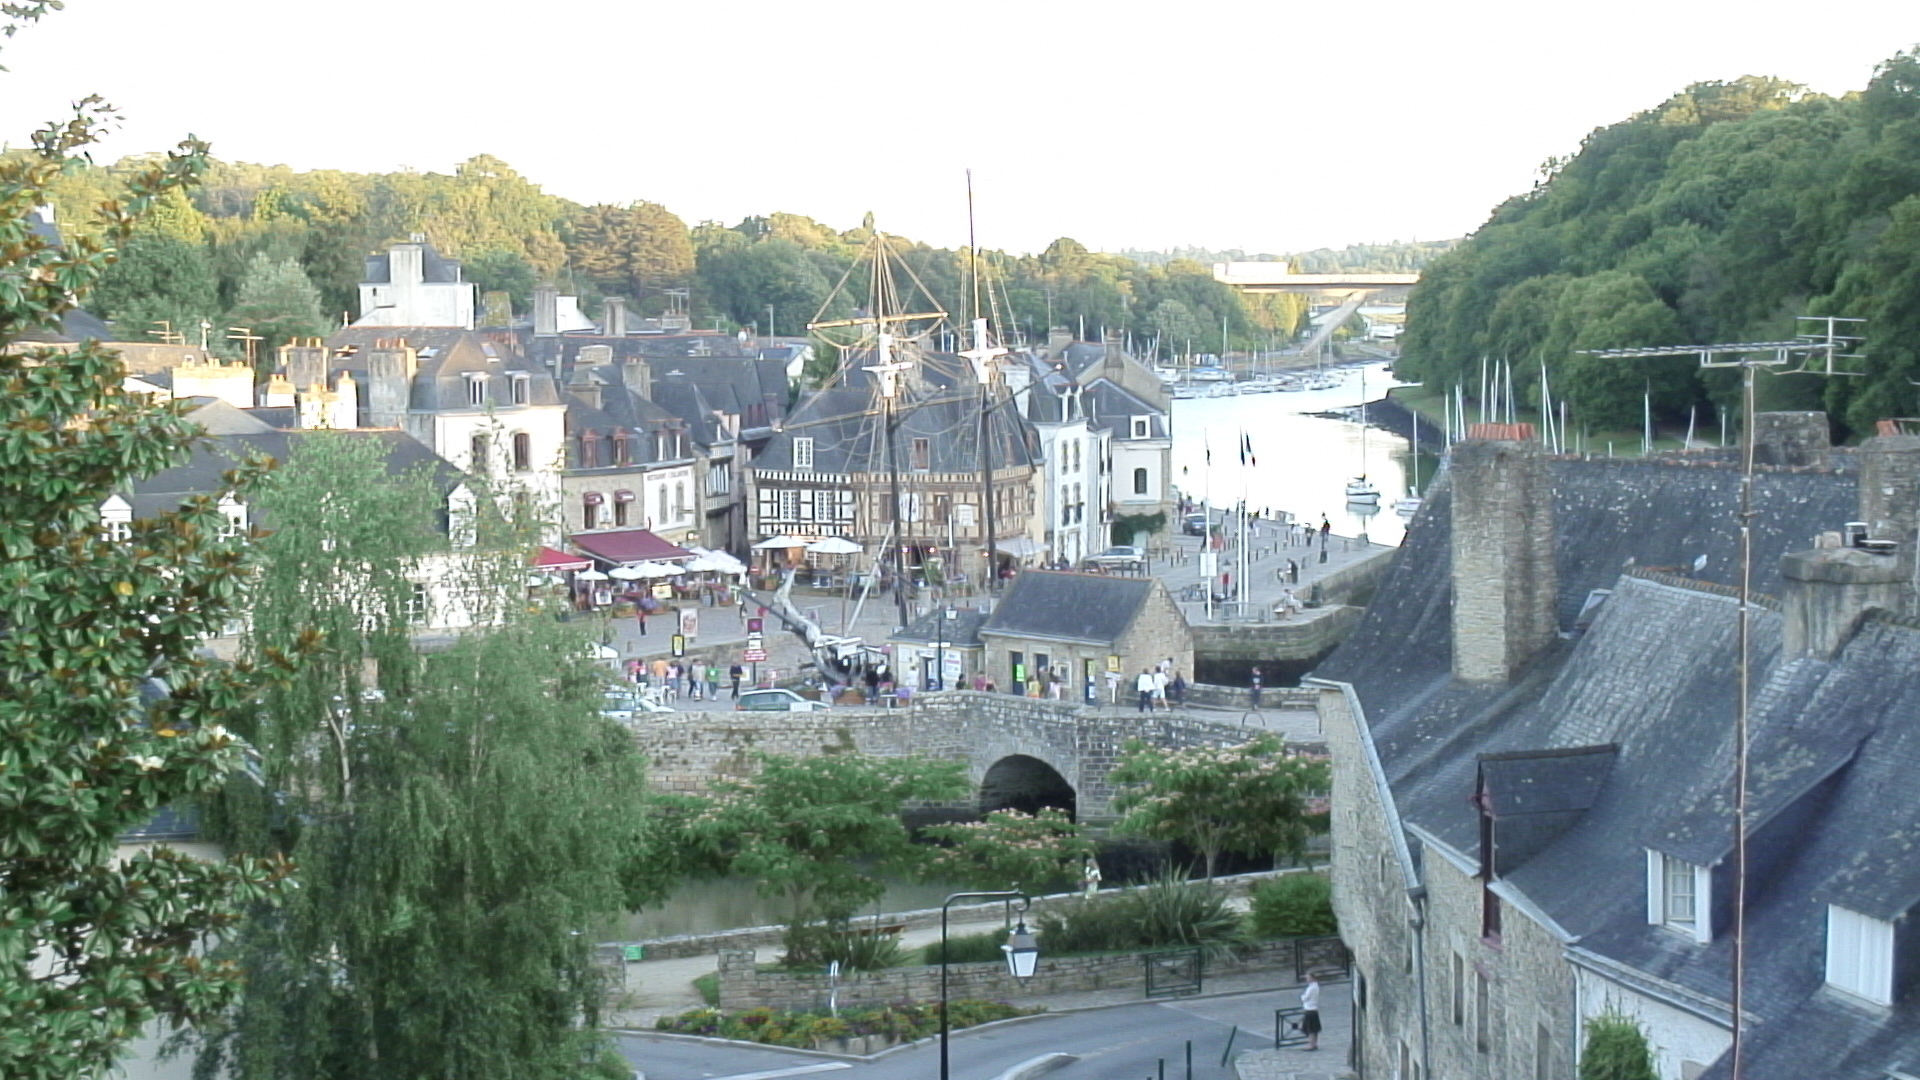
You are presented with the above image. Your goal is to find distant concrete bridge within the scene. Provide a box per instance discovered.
[1212,262,1419,295]
[630,692,1304,822]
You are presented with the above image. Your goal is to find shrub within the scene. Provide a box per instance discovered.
[692,971,720,1006]
[922,930,1015,965]
[1036,874,1244,956]
[1249,873,1338,938]
[779,921,905,971]
[1579,1012,1657,1080]
[655,1000,1040,1047]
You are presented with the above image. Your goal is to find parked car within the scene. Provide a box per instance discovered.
[601,689,673,721]
[1083,545,1147,569]
[1182,512,1210,536]
[734,688,831,712]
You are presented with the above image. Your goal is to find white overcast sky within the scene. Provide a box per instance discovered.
[1,0,1914,256]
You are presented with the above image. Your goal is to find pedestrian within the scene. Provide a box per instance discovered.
[1169,671,1187,706]
[863,667,881,705]
[705,663,721,699]
[985,678,998,694]
[1151,667,1168,710]
[1136,668,1155,713]
[634,606,647,636]
[1288,558,1300,584]
[1300,972,1322,1051]
[650,656,669,685]
[1250,665,1264,710]
[1319,518,1331,545]
[729,663,745,698]
[625,658,644,686]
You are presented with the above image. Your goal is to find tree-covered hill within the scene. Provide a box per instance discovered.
[1398,51,1920,439]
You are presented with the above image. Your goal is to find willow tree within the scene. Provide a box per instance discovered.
[199,433,662,1080]
[0,47,290,1080]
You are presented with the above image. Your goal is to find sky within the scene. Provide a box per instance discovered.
[0,0,1915,257]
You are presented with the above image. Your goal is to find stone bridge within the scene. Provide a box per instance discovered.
[631,691,1292,822]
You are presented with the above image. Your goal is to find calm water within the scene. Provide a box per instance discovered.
[1170,361,1416,546]
[600,874,971,941]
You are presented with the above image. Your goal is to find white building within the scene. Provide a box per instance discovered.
[354,237,476,330]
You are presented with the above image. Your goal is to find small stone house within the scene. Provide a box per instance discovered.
[978,570,1192,702]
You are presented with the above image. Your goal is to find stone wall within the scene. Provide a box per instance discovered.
[716,938,1303,1012]
[1191,606,1362,665]
[629,693,1283,820]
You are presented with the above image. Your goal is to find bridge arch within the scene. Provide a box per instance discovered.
[977,754,1077,820]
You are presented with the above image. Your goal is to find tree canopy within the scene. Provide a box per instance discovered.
[1109,736,1330,879]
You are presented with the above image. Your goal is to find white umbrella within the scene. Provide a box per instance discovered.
[753,535,804,549]
[707,552,748,575]
[807,537,863,555]
[576,569,609,581]
[682,555,722,573]
[636,562,681,578]
[608,566,646,580]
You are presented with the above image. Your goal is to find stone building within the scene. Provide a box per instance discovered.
[1311,418,1920,1080]
[978,570,1192,702]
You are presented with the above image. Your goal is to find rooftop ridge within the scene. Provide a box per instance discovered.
[1622,566,1781,609]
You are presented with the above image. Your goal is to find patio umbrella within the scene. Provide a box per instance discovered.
[707,551,748,575]
[576,569,609,581]
[807,537,863,555]
[682,555,722,573]
[608,566,646,580]
[635,562,681,578]
[753,535,804,549]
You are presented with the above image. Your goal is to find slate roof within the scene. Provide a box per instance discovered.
[1315,449,1920,1080]
[363,244,463,284]
[1082,378,1168,440]
[892,607,989,648]
[980,571,1153,645]
[755,378,1038,476]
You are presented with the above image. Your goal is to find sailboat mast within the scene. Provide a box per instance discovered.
[967,171,999,590]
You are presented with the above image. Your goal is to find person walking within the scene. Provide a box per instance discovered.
[705,663,721,700]
[728,663,745,698]
[1135,669,1155,713]
[1151,667,1168,710]
[1169,670,1187,707]
[1300,972,1322,1051]
[1250,665,1264,709]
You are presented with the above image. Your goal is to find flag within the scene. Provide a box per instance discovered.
[1239,430,1255,467]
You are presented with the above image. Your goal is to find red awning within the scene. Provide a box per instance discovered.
[532,546,592,572]
[570,529,694,565]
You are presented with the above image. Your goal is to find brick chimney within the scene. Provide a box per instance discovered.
[533,285,559,338]
[1451,426,1557,683]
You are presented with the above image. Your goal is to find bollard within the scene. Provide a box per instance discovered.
[1220,1026,1239,1067]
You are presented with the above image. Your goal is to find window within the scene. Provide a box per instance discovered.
[1648,850,1708,941]
[614,500,628,527]
[674,481,687,516]
[1474,971,1490,1053]
[1068,440,1080,473]
[466,373,487,406]
[510,373,530,405]
[1450,953,1464,1025]
[1132,467,1148,495]
[777,489,800,522]
[580,432,600,468]
[1130,416,1151,438]
[793,437,815,471]
[1535,1022,1552,1080]
[612,432,631,466]
[1826,905,1895,1005]
[104,518,133,542]
[582,497,600,531]
[955,503,977,529]
[406,582,429,624]
[511,431,532,472]
[470,433,490,473]
[911,437,931,471]
[707,463,731,494]
[658,485,669,527]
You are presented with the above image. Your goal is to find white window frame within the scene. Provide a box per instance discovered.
[465,372,487,406]
[1130,416,1151,439]
[1646,849,1711,943]
[1825,905,1894,1005]
[777,489,800,522]
[793,437,814,471]
[510,373,531,405]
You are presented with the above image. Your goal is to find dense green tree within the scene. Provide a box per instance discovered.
[224,254,327,354]
[201,432,663,1080]
[91,233,221,344]
[566,201,696,304]
[0,82,290,1080]
[1109,736,1329,879]
[919,808,1096,892]
[1578,1013,1658,1080]
[684,752,967,955]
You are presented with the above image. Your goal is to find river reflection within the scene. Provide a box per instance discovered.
[1170,361,1414,546]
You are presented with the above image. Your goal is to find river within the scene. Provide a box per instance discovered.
[1169,360,1418,546]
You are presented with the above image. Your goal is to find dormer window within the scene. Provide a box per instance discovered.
[465,372,488,406]
[510,373,531,405]
[1130,416,1151,439]
[612,431,631,466]
[1825,906,1894,1005]
[793,437,815,471]
[580,431,600,468]
[1647,851,1710,943]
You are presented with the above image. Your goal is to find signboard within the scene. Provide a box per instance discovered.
[670,633,686,657]
[679,608,698,639]
[1198,552,1218,579]
[1106,653,1122,673]
[622,945,645,961]
[742,648,768,662]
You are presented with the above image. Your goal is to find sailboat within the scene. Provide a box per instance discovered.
[1395,406,1423,515]
[1345,368,1381,505]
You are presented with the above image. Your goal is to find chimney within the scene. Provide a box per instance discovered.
[567,364,602,411]
[1751,411,1831,467]
[620,356,652,401]
[330,371,358,430]
[364,340,418,428]
[388,242,424,286]
[1046,327,1073,357]
[280,343,328,394]
[1780,546,1903,659]
[603,297,628,338]
[1857,432,1920,614]
[1450,427,1557,683]
[262,374,295,408]
[533,285,560,338]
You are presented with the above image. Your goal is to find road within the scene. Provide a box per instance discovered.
[613,989,1302,1080]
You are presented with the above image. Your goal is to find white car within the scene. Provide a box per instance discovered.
[602,689,673,721]
[734,688,831,712]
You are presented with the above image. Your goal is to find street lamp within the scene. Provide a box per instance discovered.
[939,890,1038,1080]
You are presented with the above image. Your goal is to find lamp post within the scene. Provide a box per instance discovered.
[939,890,1037,1080]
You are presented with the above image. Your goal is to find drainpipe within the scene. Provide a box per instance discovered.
[1412,888,1431,1078]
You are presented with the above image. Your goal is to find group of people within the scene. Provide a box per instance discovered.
[625,657,746,701]
[1133,659,1189,712]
